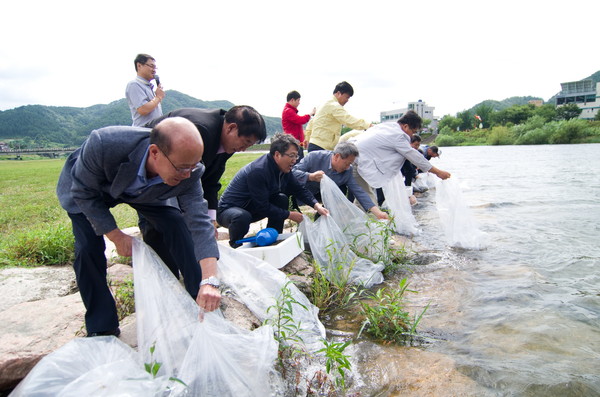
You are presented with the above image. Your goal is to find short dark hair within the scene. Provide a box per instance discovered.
[134,54,154,72]
[333,141,359,159]
[286,90,301,102]
[150,124,171,154]
[333,81,354,97]
[270,133,299,156]
[411,135,422,143]
[397,110,422,130]
[429,146,439,154]
[224,105,267,143]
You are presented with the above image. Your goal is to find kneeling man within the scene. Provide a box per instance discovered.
[217,133,329,248]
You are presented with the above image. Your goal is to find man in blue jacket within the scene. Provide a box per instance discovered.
[217,133,329,248]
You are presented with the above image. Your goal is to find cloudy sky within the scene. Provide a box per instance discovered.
[1,0,598,122]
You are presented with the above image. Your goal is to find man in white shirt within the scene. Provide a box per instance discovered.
[126,53,165,126]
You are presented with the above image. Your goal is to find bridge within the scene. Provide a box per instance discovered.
[0,147,77,159]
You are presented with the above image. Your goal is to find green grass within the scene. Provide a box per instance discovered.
[0,152,261,268]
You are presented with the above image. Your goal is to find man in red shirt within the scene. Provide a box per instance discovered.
[281,90,315,160]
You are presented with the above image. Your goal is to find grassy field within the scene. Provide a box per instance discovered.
[0,152,262,267]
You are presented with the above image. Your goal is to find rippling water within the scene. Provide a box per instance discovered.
[403,144,600,396]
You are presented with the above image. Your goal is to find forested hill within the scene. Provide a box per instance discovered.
[0,90,283,146]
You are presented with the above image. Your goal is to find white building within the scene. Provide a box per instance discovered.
[380,100,437,131]
[555,80,600,119]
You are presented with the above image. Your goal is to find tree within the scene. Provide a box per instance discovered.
[473,104,495,128]
[438,115,461,132]
[556,104,582,120]
[491,104,534,126]
[595,111,600,121]
[533,104,557,123]
[457,110,474,131]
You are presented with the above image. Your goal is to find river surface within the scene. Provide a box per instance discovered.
[378,143,600,396]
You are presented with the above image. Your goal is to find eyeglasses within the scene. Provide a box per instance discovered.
[144,63,157,69]
[281,152,299,160]
[160,148,202,175]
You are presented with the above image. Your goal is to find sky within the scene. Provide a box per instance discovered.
[1,0,598,123]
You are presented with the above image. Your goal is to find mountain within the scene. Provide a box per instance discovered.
[468,96,544,112]
[0,90,283,146]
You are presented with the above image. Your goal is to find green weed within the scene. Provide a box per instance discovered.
[317,339,352,390]
[358,278,428,343]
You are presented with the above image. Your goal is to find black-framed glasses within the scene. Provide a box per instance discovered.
[145,63,157,69]
[281,152,299,160]
[160,148,202,175]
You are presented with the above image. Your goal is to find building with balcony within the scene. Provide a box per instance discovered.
[555,80,599,119]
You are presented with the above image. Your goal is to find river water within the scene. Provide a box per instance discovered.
[372,143,600,396]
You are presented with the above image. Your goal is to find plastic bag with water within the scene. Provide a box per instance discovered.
[435,177,488,250]
[381,172,420,236]
[319,175,389,261]
[300,214,384,288]
[217,244,326,352]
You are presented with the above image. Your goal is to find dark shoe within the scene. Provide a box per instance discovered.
[87,327,121,337]
[229,241,242,249]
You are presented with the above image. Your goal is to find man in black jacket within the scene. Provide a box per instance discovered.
[218,134,329,247]
[146,106,267,220]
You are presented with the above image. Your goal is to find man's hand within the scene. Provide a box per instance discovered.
[314,203,329,217]
[155,86,166,101]
[196,284,221,313]
[370,206,389,220]
[288,211,304,223]
[308,170,325,182]
[431,166,451,180]
[105,228,133,257]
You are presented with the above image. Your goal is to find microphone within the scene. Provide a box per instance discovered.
[154,74,161,87]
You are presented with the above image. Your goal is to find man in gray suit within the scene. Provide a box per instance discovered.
[57,117,220,337]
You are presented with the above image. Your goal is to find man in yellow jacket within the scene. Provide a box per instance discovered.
[305,81,372,152]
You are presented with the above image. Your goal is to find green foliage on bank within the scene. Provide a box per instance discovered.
[435,117,600,147]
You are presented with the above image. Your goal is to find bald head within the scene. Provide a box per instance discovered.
[151,117,204,158]
[148,117,204,185]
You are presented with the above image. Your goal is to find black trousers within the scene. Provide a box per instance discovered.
[217,193,289,246]
[69,204,201,334]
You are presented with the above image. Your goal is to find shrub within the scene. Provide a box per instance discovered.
[487,126,515,145]
[1,224,74,267]
[434,134,460,147]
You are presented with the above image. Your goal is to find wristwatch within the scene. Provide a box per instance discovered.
[200,276,220,289]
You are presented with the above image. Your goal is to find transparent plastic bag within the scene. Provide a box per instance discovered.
[132,239,281,396]
[319,175,389,261]
[301,214,384,288]
[217,245,326,352]
[9,336,175,397]
[412,173,429,193]
[381,172,420,236]
[435,177,488,250]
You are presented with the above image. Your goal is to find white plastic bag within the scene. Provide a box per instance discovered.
[435,177,488,250]
[301,214,384,288]
[412,173,429,193]
[132,239,281,396]
[381,172,420,236]
[217,245,326,352]
[9,337,175,397]
[319,175,389,261]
